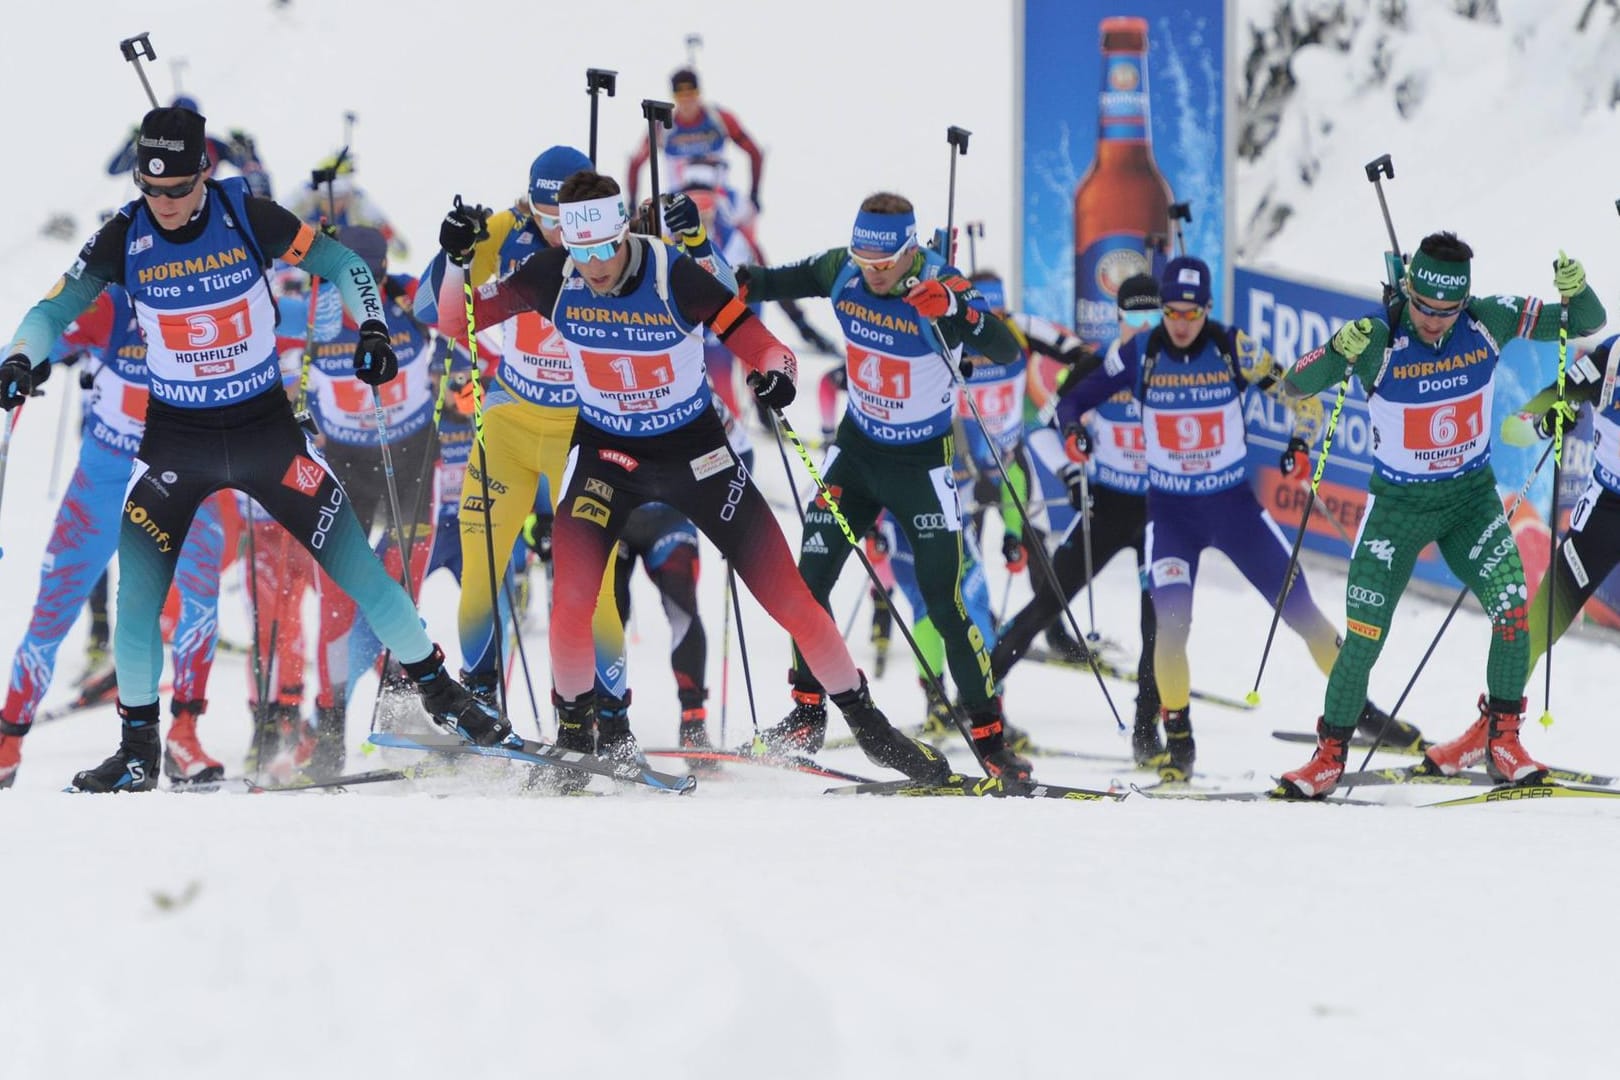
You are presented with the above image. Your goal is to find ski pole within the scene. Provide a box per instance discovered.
[929,126,1124,730]
[728,559,761,742]
[1246,378,1350,705]
[585,68,617,166]
[965,222,983,275]
[1076,467,1099,641]
[503,575,542,732]
[370,391,413,586]
[718,566,733,747]
[768,408,807,524]
[0,408,21,559]
[119,33,161,108]
[761,394,996,772]
[1541,288,1570,729]
[1344,440,1557,787]
[47,367,74,498]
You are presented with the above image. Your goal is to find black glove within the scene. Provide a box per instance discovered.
[1057,461,1088,511]
[1061,423,1093,463]
[0,354,38,410]
[353,319,399,386]
[439,196,491,267]
[1001,532,1028,573]
[958,355,977,380]
[1279,436,1311,485]
[749,370,796,410]
[734,265,754,298]
[523,512,553,562]
[661,192,702,239]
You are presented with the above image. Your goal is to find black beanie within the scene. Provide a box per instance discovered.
[136,106,208,178]
[670,67,699,92]
[1116,273,1162,312]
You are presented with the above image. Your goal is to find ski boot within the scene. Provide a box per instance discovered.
[545,690,597,793]
[1356,700,1424,752]
[0,720,25,790]
[759,681,828,755]
[243,702,279,775]
[970,697,1033,784]
[310,701,346,780]
[266,704,316,784]
[1415,696,1490,777]
[461,669,501,713]
[405,646,513,746]
[163,699,224,784]
[677,689,719,773]
[1484,695,1546,785]
[1043,623,1091,664]
[1160,707,1195,783]
[918,679,955,741]
[596,692,644,768]
[831,674,950,784]
[1275,719,1353,799]
[1131,704,1166,769]
[70,704,161,792]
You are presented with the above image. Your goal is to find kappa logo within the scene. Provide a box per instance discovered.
[572,496,611,527]
[584,477,614,501]
[1363,538,1396,569]
[282,455,325,497]
[598,448,640,471]
[802,532,829,555]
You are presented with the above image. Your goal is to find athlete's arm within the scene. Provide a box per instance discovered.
[736,249,844,303]
[1054,336,1138,430]
[670,251,795,382]
[1471,284,1607,345]
[626,136,652,206]
[1013,312,1091,366]
[719,107,764,207]
[1283,318,1391,397]
[931,270,1021,366]
[249,197,386,328]
[3,219,126,368]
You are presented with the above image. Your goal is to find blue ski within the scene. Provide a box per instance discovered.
[367,731,697,794]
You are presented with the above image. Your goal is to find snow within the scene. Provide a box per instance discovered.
[3,2,1620,1077]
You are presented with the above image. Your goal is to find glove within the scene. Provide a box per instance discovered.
[1330,317,1374,360]
[522,512,554,562]
[439,196,491,266]
[1062,423,1092,464]
[904,278,958,319]
[957,355,977,380]
[1001,532,1028,574]
[1234,330,1276,383]
[1057,461,1089,511]
[1535,399,1580,439]
[1279,437,1311,486]
[0,354,38,410]
[748,369,796,410]
[1554,250,1586,297]
[353,319,399,386]
[661,193,704,245]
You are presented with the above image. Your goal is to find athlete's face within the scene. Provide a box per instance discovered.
[137,169,208,230]
[1162,302,1206,349]
[673,87,702,122]
[533,202,563,246]
[576,239,630,293]
[852,247,915,297]
[1407,290,1465,345]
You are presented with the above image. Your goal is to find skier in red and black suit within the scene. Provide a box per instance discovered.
[432,170,946,783]
[627,68,765,240]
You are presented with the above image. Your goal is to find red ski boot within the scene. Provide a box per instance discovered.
[1275,719,1353,799]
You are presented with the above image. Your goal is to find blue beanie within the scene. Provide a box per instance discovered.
[528,146,592,208]
[1161,255,1211,307]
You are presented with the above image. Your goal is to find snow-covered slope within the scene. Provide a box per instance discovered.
[3,5,1619,1078]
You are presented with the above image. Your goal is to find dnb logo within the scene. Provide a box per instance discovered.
[282,455,325,497]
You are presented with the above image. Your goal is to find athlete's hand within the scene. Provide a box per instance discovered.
[1062,423,1092,464]
[1330,317,1374,360]
[1001,532,1028,574]
[1554,250,1586,298]
[904,278,958,319]
[522,512,553,562]
[0,355,38,410]
[1057,461,1089,511]
[439,196,491,267]
[1535,399,1580,439]
[661,193,705,246]
[748,370,796,410]
[353,320,399,386]
[1279,436,1311,487]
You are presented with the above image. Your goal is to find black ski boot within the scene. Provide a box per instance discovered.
[677,688,719,773]
[404,646,513,746]
[1043,623,1092,664]
[1357,700,1424,752]
[70,704,161,792]
[1160,707,1195,782]
[1131,708,1166,768]
[969,697,1033,783]
[461,668,500,712]
[596,692,644,767]
[830,674,950,784]
[759,680,828,754]
[546,690,596,793]
[311,701,346,780]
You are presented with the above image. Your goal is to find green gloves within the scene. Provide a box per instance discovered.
[1554,250,1586,297]
[1331,318,1373,360]
[1501,400,1579,446]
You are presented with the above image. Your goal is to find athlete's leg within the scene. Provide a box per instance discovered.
[1215,487,1340,677]
[1524,479,1620,681]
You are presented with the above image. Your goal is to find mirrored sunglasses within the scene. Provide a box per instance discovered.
[1120,310,1162,329]
[566,238,623,263]
[849,240,916,273]
[134,172,202,200]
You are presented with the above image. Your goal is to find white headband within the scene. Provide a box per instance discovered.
[559,194,629,246]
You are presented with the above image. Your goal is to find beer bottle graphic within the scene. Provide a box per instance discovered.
[1072,16,1174,351]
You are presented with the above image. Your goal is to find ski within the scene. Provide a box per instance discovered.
[248,767,424,793]
[1337,766,1493,788]
[1129,783,1379,806]
[1272,731,1616,786]
[824,773,1124,801]
[1424,781,1620,808]
[1024,646,1257,711]
[367,731,697,794]
[643,747,875,783]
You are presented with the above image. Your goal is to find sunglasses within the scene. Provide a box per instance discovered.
[1120,310,1162,329]
[566,237,623,263]
[849,240,917,273]
[1407,291,1466,319]
[1161,305,1206,322]
[535,211,560,230]
[134,172,202,200]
